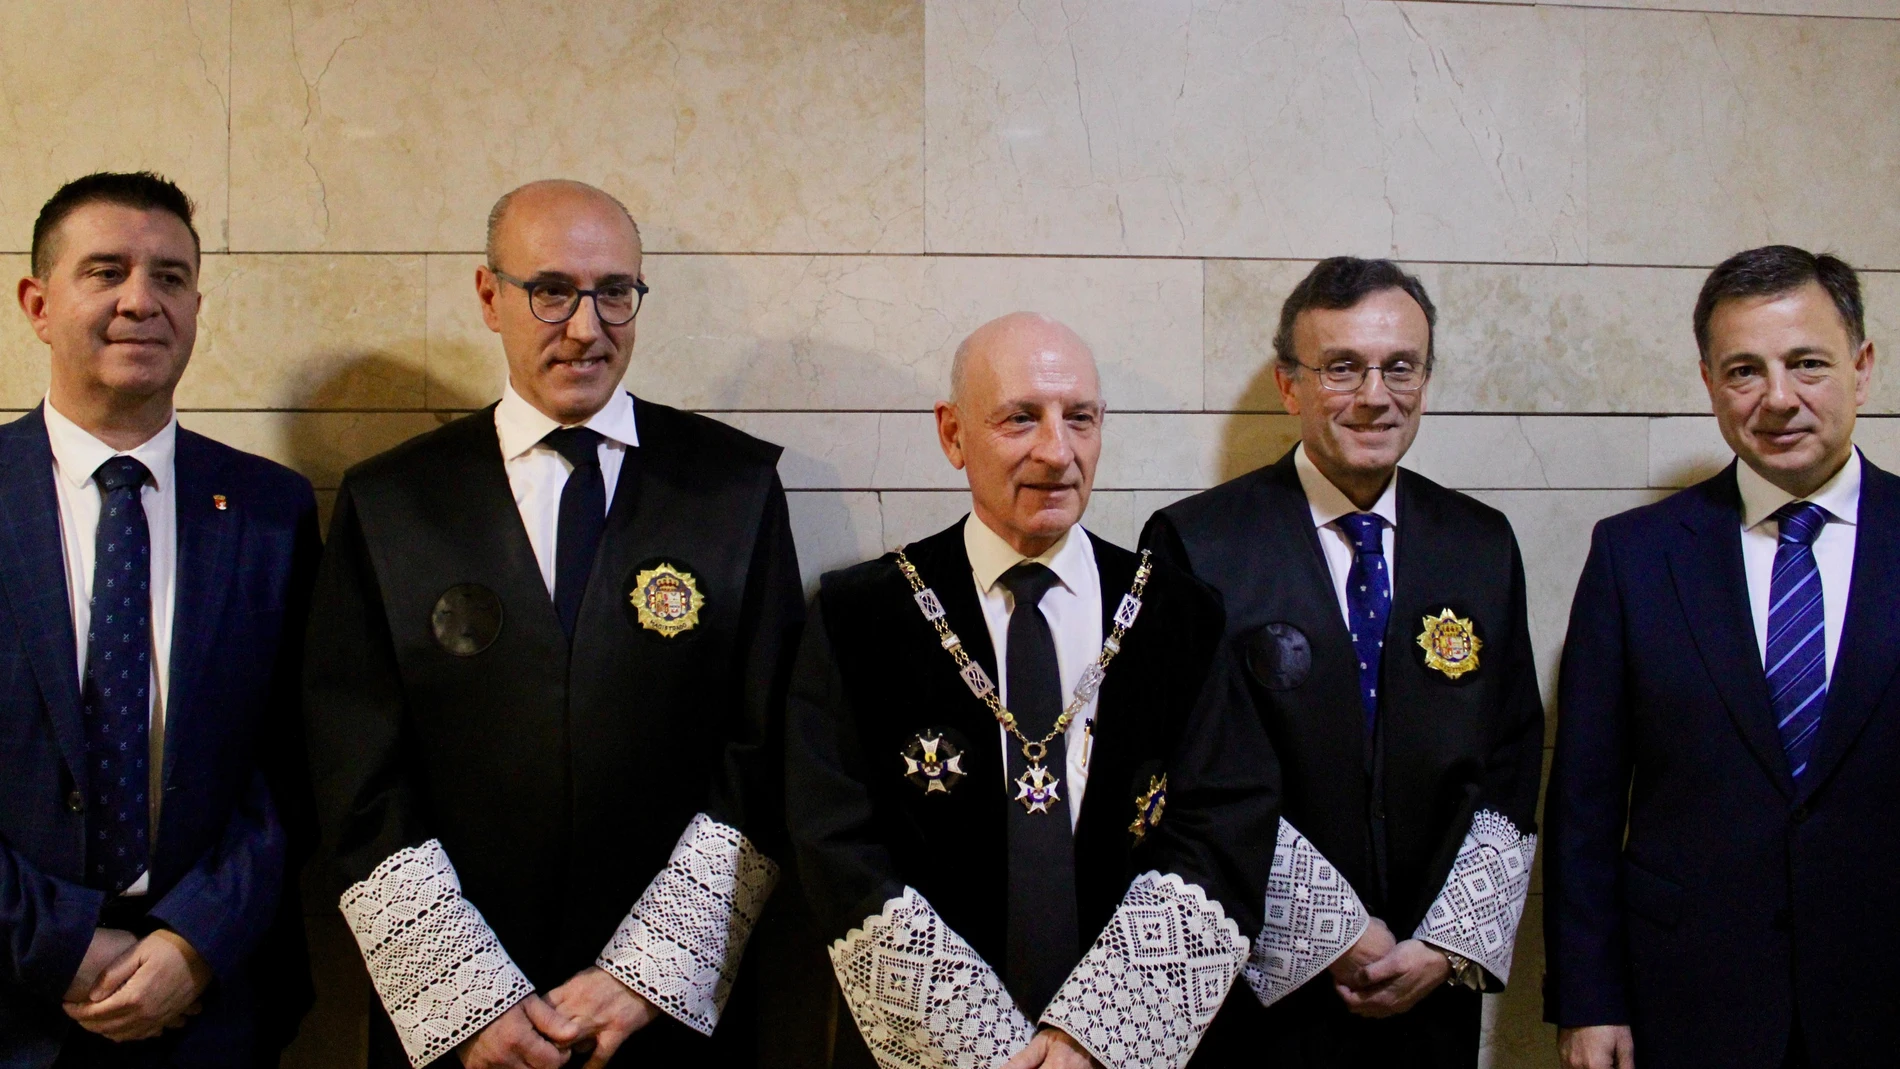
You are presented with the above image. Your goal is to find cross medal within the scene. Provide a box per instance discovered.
[892,547,1154,815]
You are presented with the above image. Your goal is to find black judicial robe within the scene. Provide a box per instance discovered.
[787,519,1280,1069]
[304,396,803,1068]
[1144,448,1544,1067]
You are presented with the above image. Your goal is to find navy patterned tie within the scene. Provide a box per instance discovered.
[84,455,152,894]
[1767,501,1830,781]
[543,427,607,641]
[1338,513,1391,738]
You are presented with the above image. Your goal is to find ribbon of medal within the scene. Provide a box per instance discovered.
[893,547,1153,814]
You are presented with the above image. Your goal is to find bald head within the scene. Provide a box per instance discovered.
[935,313,1105,556]
[486,179,641,271]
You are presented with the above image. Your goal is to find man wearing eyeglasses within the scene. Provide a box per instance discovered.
[303,179,804,1069]
[1142,258,1544,1067]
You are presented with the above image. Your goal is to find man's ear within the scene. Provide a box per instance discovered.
[17,275,53,345]
[1273,362,1302,416]
[475,266,504,334]
[1854,338,1876,408]
[934,401,967,471]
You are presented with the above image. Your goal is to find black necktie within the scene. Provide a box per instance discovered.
[543,427,606,641]
[84,455,152,894]
[998,561,1078,1017]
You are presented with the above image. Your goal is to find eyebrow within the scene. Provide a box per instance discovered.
[75,253,197,273]
[524,269,638,285]
[1317,346,1423,361]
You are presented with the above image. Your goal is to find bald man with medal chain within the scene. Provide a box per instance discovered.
[786,313,1280,1069]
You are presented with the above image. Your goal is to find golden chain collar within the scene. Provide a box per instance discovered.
[892,547,1153,765]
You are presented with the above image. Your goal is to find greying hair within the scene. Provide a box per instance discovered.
[485,181,641,270]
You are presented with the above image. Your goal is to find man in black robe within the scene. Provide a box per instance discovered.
[787,312,1280,1069]
[1143,258,1545,1068]
[303,180,803,1069]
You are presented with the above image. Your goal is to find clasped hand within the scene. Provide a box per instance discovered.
[62,927,213,1041]
[458,967,659,1069]
[1326,917,1452,1018]
[1001,1027,1100,1069]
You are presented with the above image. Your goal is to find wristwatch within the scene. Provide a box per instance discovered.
[1442,950,1484,990]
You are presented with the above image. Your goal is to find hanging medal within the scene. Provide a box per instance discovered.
[894,547,1153,814]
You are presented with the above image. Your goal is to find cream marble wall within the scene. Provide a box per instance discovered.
[3,2,1896,1066]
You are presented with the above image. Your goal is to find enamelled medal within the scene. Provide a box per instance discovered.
[893,547,1153,814]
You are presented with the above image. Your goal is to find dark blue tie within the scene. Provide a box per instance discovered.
[1339,513,1391,739]
[1767,501,1830,781]
[544,427,607,641]
[84,456,152,895]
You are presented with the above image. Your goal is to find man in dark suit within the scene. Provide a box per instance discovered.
[787,312,1280,1069]
[1546,245,1891,1069]
[303,180,804,1069]
[1143,258,1545,1068]
[1,172,319,1067]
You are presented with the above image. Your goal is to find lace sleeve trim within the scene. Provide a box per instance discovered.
[1412,809,1537,987]
[338,839,533,1067]
[829,887,1036,1069]
[596,813,780,1036]
[1039,871,1247,1069]
[1242,818,1370,1008]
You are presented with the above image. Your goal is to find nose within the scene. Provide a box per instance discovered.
[564,294,606,345]
[1353,366,1396,406]
[1028,412,1076,469]
[1761,364,1800,412]
[116,271,165,318]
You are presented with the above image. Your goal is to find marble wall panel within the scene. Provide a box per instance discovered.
[1587,9,1900,269]
[227,0,922,253]
[1404,417,1652,490]
[786,490,885,591]
[428,253,1204,412]
[181,254,429,410]
[926,0,1587,261]
[1453,0,1899,15]
[0,256,50,407]
[177,410,444,489]
[0,0,230,252]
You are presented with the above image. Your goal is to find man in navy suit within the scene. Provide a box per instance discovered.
[0,172,319,1067]
[1546,245,1892,1069]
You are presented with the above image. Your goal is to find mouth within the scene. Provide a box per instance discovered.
[1753,427,1811,448]
[549,354,612,374]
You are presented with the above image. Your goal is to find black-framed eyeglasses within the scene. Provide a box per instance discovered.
[1296,357,1431,393]
[492,270,648,326]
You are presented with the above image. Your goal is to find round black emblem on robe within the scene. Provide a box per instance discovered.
[1245,622,1312,690]
[431,584,503,657]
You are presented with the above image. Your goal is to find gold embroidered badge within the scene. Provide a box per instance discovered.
[631,563,703,637]
[1418,608,1482,680]
[1129,774,1168,843]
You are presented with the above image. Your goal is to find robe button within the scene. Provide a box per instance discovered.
[67,789,84,813]
[1791,804,1810,824]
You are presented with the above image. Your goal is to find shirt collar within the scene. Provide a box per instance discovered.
[1294,442,1398,531]
[494,382,640,462]
[963,512,1095,598]
[1737,447,1862,532]
[42,397,178,491]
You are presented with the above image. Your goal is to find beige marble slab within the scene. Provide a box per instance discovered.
[1650,415,1900,488]
[0,0,230,253]
[925,0,1587,261]
[1208,261,1900,414]
[227,0,922,253]
[1404,416,1652,489]
[1453,0,1900,14]
[180,255,429,410]
[786,490,885,592]
[429,252,1204,412]
[1586,8,1900,269]
[177,410,445,489]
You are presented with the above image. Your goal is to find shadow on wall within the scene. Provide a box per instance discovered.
[1218,356,1303,485]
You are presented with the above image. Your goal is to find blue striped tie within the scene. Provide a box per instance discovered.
[1338,513,1391,738]
[1766,501,1829,781]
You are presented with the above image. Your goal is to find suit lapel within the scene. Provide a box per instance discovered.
[165,430,239,788]
[1666,468,1793,798]
[1799,457,1900,799]
[0,408,87,779]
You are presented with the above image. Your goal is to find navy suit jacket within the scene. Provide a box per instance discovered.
[1545,456,1900,1069]
[0,407,320,1069]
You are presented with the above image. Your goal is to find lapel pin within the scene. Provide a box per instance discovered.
[212,494,228,511]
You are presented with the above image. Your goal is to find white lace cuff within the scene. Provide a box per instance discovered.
[338,839,533,1067]
[1040,871,1247,1069]
[1413,809,1537,986]
[1242,818,1370,1007]
[829,887,1036,1069]
[596,813,779,1036]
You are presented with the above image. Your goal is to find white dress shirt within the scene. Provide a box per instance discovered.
[1294,443,1399,631]
[494,384,640,595]
[45,399,179,896]
[963,514,1102,828]
[1738,449,1861,681]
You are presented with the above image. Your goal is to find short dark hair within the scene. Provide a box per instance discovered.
[1693,245,1863,360]
[1272,256,1437,370]
[30,171,200,279]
